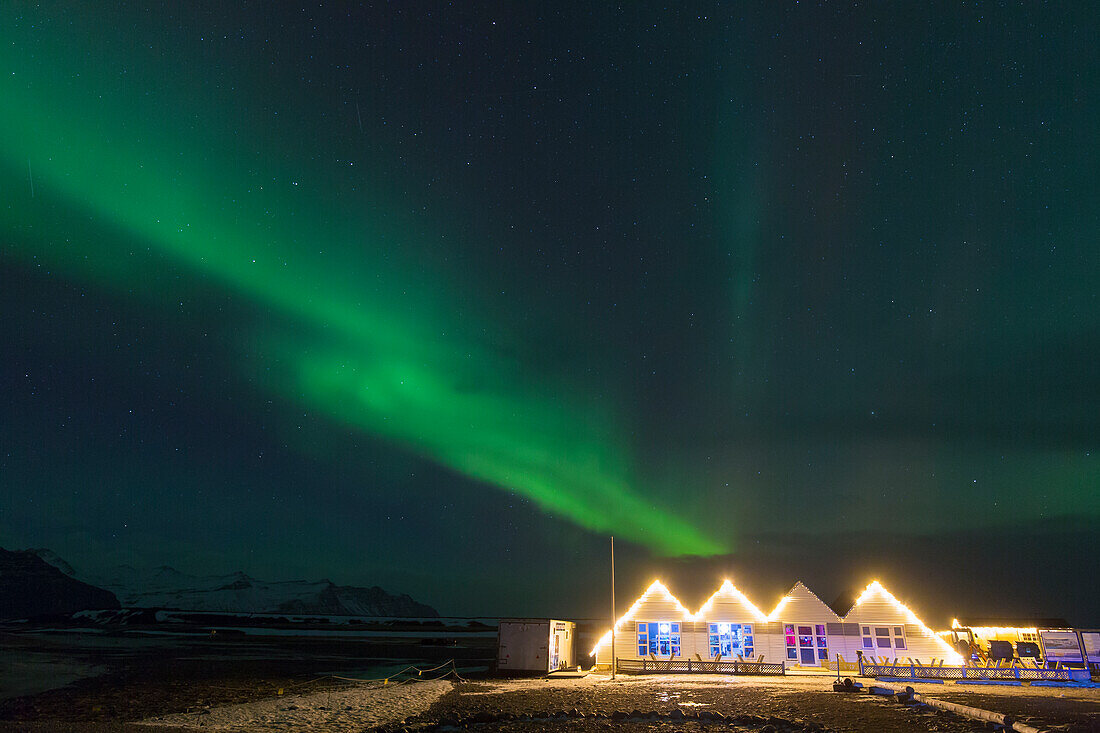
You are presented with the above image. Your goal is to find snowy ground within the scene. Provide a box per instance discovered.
[135,678,451,731]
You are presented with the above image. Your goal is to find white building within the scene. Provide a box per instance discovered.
[592,578,962,669]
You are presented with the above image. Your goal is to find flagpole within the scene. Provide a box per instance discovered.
[610,536,616,680]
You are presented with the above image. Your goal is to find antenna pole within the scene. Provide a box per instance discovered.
[611,536,616,679]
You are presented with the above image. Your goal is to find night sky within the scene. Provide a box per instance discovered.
[2,3,1097,625]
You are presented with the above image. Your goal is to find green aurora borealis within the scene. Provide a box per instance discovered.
[2,3,1097,620]
[0,6,723,557]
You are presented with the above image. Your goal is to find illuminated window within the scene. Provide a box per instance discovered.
[636,621,680,656]
[816,624,829,660]
[708,623,754,658]
[863,625,906,651]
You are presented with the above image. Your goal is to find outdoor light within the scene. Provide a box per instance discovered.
[718,623,731,635]
[659,623,671,635]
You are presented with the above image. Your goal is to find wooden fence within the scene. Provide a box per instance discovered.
[616,658,785,676]
[860,660,1072,681]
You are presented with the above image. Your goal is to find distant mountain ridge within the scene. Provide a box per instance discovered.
[29,551,437,617]
[0,548,119,618]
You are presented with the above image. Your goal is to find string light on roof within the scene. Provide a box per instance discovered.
[589,579,693,656]
[766,594,792,621]
[851,580,964,664]
[691,579,768,623]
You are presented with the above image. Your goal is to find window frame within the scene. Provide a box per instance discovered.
[862,624,906,653]
[707,622,754,659]
[636,621,681,657]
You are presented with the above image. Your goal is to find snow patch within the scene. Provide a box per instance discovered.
[137,678,452,731]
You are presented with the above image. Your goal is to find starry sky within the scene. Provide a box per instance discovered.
[2,2,1097,625]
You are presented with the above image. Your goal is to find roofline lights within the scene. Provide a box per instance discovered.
[950,619,1040,638]
[851,580,964,664]
[590,577,966,665]
[765,581,839,622]
[690,579,769,623]
[588,580,693,656]
[766,594,791,621]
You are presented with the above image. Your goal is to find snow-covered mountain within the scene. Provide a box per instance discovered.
[26,548,77,577]
[31,555,438,617]
[1,548,119,618]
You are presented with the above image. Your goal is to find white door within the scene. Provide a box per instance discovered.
[786,624,828,666]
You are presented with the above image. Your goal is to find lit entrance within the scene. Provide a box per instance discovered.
[785,624,828,666]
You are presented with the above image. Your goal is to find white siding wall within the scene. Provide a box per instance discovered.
[693,584,768,660]
[593,584,692,666]
[754,622,786,664]
[592,579,961,670]
[768,583,842,666]
[844,586,960,663]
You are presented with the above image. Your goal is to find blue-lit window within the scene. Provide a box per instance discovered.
[636,621,680,656]
[708,623,754,659]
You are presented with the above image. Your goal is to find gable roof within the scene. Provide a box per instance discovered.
[693,579,768,623]
[767,581,841,622]
[589,580,693,655]
[844,581,963,663]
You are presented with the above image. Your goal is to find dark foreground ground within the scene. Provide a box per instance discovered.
[1,631,1099,732]
[424,674,1100,733]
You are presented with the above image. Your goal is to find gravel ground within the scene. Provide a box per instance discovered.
[422,674,1100,733]
[3,652,1099,733]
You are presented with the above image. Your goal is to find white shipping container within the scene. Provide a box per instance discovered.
[497,619,576,673]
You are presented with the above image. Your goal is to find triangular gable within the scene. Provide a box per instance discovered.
[767,581,840,622]
[693,579,768,623]
[844,581,962,663]
[589,580,694,656]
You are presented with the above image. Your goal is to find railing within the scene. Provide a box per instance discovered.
[859,660,1072,681]
[616,658,785,676]
[822,658,860,673]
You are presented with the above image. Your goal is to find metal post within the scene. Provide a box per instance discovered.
[610,536,616,680]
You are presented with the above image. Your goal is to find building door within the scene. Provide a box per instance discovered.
[798,625,817,665]
[786,624,828,666]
